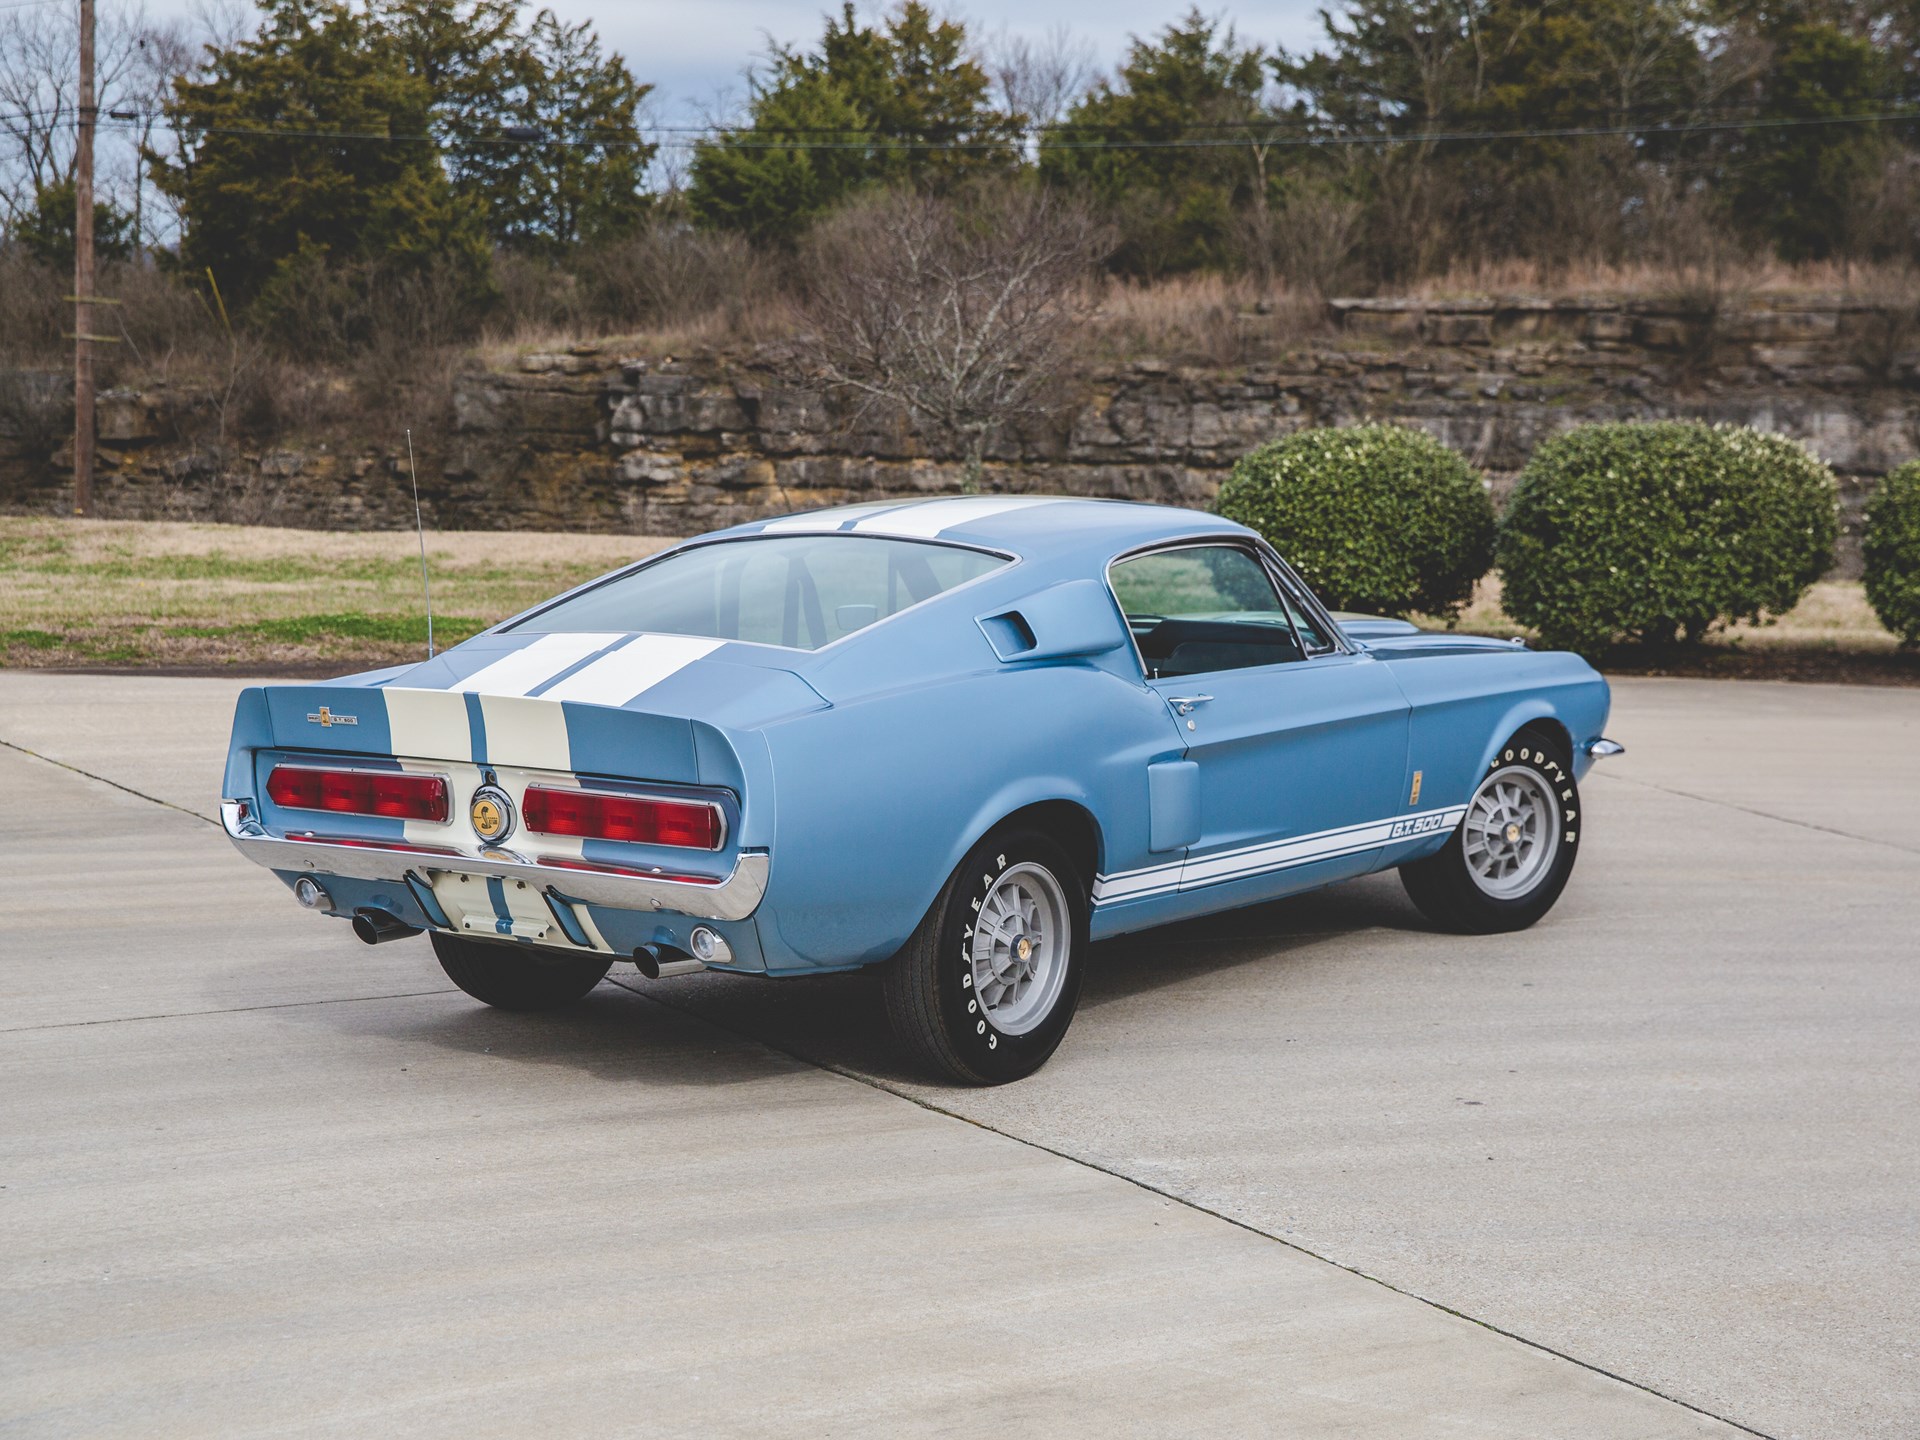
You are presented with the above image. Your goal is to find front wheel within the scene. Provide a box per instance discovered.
[1400,735,1581,934]
[883,828,1089,1085]
[431,932,612,1011]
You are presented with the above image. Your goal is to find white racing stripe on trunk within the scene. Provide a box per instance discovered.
[478,694,572,771]
[536,634,724,708]
[384,688,474,763]
[451,632,625,698]
[849,495,1058,538]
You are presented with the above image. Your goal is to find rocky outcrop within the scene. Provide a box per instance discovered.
[4,295,1915,575]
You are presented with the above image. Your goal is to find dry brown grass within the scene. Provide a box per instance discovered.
[0,517,676,671]
[1403,257,1920,303]
[1441,575,1899,652]
[1084,274,1326,366]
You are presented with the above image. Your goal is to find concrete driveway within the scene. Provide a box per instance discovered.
[2,672,1914,1439]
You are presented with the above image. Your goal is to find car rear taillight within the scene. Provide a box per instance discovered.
[522,785,724,850]
[266,765,449,823]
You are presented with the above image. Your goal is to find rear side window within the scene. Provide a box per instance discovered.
[1109,545,1305,677]
[512,535,1008,650]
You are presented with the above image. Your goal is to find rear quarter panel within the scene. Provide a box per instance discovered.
[754,650,1179,972]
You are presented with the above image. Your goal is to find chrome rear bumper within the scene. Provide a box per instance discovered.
[221,802,768,921]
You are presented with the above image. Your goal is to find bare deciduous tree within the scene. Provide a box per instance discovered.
[1260,183,1364,298]
[989,25,1097,133]
[0,0,195,242]
[800,183,1110,490]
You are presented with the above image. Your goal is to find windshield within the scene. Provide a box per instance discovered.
[511,535,1010,650]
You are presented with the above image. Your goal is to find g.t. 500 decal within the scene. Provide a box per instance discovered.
[1390,812,1451,839]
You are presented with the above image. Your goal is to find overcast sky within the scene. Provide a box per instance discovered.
[147,2,1331,125]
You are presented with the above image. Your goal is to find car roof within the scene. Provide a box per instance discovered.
[714,496,1252,562]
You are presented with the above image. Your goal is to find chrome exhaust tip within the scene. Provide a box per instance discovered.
[293,875,331,911]
[633,944,705,980]
[352,908,423,945]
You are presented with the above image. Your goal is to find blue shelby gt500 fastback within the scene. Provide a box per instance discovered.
[222,496,1619,1083]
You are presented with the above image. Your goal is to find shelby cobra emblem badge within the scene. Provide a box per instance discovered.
[469,786,515,844]
[305,706,358,727]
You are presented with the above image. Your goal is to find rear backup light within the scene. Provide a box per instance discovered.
[266,765,449,823]
[523,786,724,850]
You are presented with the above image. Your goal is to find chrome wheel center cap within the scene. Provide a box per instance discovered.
[1014,935,1034,964]
[1505,822,1522,844]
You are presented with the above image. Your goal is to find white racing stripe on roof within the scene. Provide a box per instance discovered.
[849,495,1058,539]
[759,502,907,533]
[450,632,626,698]
[536,633,724,708]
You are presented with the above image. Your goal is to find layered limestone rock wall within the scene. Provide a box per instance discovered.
[4,294,1915,574]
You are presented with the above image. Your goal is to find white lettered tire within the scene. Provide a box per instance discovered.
[883,827,1089,1085]
[1399,731,1582,934]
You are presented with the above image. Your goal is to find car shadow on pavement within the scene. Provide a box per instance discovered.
[613,871,1436,1086]
[268,872,1437,1091]
[1081,871,1432,1013]
[271,974,829,1091]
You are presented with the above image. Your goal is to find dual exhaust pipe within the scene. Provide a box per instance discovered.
[633,927,731,978]
[351,907,421,945]
[339,900,732,977]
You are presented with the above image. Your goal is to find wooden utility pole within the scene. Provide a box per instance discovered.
[73,0,96,516]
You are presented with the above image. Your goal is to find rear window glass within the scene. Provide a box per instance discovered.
[512,535,1009,650]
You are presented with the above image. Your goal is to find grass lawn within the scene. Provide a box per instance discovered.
[0,517,674,671]
[0,516,1908,681]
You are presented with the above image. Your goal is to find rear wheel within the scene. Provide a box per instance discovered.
[883,828,1088,1085]
[431,932,612,1011]
[1400,733,1581,934]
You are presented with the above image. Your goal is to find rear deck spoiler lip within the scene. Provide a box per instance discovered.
[221,802,768,922]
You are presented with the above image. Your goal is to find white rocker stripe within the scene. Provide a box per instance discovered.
[450,631,626,699]
[536,634,725,708]
[1093,805,1471,906]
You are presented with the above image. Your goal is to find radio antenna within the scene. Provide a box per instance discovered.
[405,429,435,658]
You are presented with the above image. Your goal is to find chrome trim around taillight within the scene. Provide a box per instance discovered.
[263,763,454,824]
[521,783,728,851]
[220,799,768,922]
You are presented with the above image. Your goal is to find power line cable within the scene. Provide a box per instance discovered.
[70,107,1918,151]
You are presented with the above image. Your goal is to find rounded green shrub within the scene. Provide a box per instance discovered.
[1497,421,1839,656]
[1215,423,1495,617]
[1864,461,1920,647]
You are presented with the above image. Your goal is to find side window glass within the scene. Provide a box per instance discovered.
[1277,584,1333,653]
[1109,546,1305,677]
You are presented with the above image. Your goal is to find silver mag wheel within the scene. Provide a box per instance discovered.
[970,862,1072,1037]
[883,827,1090,1085]
[1397,734,1582,935]
[1462,764,1563,900]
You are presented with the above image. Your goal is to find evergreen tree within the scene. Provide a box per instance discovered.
[18,178,135,271]
[1723,10,1895,259]
[151,0,488,309]
[688,2,1018,245]
[483,11,654,252]
[1041,10,1269,275]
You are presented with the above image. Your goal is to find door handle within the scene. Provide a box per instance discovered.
[1166,694,1213,716]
